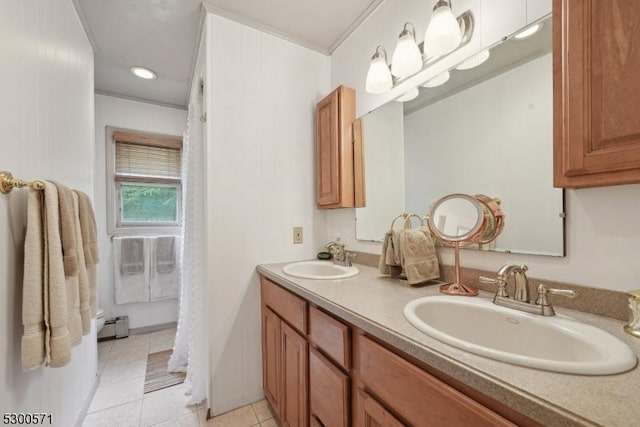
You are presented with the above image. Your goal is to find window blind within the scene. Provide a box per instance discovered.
[115,142,181,180]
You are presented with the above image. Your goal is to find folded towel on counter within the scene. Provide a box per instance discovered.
[114,237,150,304]
[155,236,176,274]
[150,236,180,301]
[120,238,145,275]
[75,191,98,317]
[72,192,91,335]
[400,226,440,285]
[42,182,72,368]
[21,189,46,371]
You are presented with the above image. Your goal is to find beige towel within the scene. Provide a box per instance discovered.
[21,189,46,371]
[400,226,440,285]
[54,183,82,346]
[74,190,98,317]
[53,182,78,276]
[378,231,402,278]
[72,192,91,335]
[43,182,72,368]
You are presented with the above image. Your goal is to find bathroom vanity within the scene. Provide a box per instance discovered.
[258,262,640,427]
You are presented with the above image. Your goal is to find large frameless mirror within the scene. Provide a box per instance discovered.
[355,14,564,257]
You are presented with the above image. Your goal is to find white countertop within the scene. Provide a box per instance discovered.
[257,261,640,427]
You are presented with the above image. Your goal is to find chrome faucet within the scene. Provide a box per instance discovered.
[325,241,356,267]
[480,264,576,316]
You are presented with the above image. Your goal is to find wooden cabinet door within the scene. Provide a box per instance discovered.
[316,86,358,208]
[357,390,405,427]
[262,307,282,415]
[554,0,640,188]
[281,323,309,427]
[309,348,349,427]
[316,89,341,207]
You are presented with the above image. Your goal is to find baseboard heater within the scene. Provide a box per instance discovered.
[98,316,129,340]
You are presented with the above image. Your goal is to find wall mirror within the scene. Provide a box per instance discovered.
[355,14,564,257]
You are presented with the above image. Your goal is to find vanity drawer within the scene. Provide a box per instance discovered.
[309,348,349,427]
[309,306,351,370]
[356,334,514,427]
[260,277,307,334]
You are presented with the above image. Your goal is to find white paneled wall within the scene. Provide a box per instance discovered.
[0,0,96,425]
[323,0,640,292]
[203,13,330,414]
[94,94,187,329]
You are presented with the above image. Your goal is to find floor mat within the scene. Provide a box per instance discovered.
[144,350,186,394]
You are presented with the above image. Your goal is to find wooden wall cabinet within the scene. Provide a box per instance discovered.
[316,86,365,208]
[554,0,640,188]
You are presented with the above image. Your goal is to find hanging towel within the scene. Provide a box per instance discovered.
[42,182,72,367]
[150,236,180,301]
[75,191,99,317]
[400,226,440,285]
[120,238,145,275]
[155,236,175,274]
[72,192,91,334]
[21,189,46,371]
[54,183,82,346]
[113,237,150,304]
[378,231,402,278]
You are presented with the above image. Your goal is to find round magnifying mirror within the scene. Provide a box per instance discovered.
[427,194,484,242]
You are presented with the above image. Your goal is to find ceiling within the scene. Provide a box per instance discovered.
[74,0,382,109]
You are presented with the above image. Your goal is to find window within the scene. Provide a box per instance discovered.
[107,128,182,233]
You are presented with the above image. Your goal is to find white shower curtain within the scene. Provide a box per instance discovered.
[168,91,207,405]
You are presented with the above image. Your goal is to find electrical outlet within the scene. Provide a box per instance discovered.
[293,227,303,244]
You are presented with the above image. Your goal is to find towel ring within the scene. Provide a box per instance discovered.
[389,213,424,231]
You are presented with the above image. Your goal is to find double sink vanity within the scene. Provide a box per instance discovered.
[258,260,640,426]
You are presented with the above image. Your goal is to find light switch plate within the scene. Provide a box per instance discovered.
[293,227,303,244]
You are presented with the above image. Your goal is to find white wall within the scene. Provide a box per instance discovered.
[0,1,97,425]
[94,94,187,329]
[355,102,405,242]
[203,13,330,414]
[323,0,640,292]
[404,53,563,255]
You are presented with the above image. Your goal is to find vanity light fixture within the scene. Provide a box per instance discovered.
[391,23,424,78]
[455,49,490,70]
[422,70,450,88]
[395,87,420,102]
[514,23,541,39]
[365,46,393,94]
[130,66,157,80]
[424,0,462,58]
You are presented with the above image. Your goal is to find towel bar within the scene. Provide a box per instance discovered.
[390,213,424,230]
[0,171,45,194]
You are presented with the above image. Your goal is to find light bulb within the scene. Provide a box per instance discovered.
[423,1,462,58]
[422,71,450,88]
[456,50,490,70]
[130,66,157,80]
[391,24,423,78]
[365,48,393,94]
[395,88,419,102]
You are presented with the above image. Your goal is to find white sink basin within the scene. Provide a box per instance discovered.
[282,261,359,280]
[404,296,637,375]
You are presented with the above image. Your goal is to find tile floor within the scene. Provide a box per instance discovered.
[84,327,279,427]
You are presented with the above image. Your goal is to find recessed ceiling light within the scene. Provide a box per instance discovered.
[423,71,450,88]
[514,23,541,40]
[395,88,419,102]
[456,50,490,70]
[130,66,157,80]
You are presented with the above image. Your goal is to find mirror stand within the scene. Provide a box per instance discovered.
[439,241,479,296]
